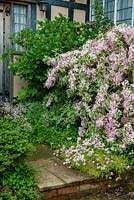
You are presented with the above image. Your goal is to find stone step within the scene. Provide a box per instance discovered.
[29,158,134,200]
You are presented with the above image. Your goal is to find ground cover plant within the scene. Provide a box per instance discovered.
[0,116,38,200]
[45,24,134,178]
[24,100,78,148]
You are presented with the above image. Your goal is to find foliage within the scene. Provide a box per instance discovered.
[0,117,38,199]
[0,117,32,172]
[0,162,38,200]
[8,13,110,100]
[24,101,78,147]
[89,0,111,38]
[45,25,134,177]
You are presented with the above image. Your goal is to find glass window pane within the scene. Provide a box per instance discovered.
[14,14,19,23]
[128,0,132,7]
[117,0,132,25]
[104,0,115,23]
[90,0,133,25]
[13,4,27,50]
[13,4,27,32]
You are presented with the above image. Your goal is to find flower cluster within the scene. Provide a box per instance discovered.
[45,25,134,172]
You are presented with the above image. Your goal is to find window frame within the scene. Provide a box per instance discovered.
[89,0,134,26]
[11,2,31,53]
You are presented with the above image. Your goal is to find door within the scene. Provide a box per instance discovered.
[0,2,31,98]
[0,2,11,96]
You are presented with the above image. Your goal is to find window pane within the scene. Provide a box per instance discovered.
[13,5,27,31]
[117,0,132,25]
[104,0,115,23]
[13,4,27,51]
[14,14,19,23]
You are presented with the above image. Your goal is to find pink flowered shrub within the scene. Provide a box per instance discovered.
[45,25,134,177]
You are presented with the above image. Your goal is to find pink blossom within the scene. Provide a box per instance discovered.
[47,58,56,66]
[121,80,132,112]
[112,71,123,85]
[96,116,104,127]
[78,127,84,137]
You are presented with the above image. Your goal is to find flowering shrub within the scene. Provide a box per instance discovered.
[45,25,134,177]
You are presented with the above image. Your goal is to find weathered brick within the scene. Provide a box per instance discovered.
[53,195,65,200]
[44,189,58,199]
[99,180,108,191]
[79,183,100,192]
[58,186,77,195]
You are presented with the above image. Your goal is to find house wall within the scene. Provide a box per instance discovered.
[13,55,28,97]
[51,6,68,21]
[37,4,46,22]
[73,9,86,22]
[13,76,28,97]
[0,2,12,97]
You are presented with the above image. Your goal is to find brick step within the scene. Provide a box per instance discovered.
[29,159,134,200]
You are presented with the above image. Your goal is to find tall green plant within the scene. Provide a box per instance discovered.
[89,0,111,38]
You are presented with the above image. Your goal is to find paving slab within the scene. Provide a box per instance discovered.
[29,159,55,168]
[30,158,93,192]
[28,144,95,192]
[45,161,91,184]
[34,165,65,191]
[28,145,134,200]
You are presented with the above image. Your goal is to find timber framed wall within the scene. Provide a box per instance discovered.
[47,0,90,22]
[37,0,90,22]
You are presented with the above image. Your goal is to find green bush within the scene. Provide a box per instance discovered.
[0,117,38,199]
[0,161,38,200]
[8,15,90,100]
[7,11,110,101]
[0,117,32,172]
[24,101,78,147]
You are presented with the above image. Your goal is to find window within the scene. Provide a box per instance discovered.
[13,4,28,51]
[104,0,115,23]
[90,0,134,26]
[117,0,132,25]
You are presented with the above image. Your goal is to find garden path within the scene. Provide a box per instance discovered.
[28,144,134,200]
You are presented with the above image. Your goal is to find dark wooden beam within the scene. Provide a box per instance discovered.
[46,2,51,20]
[0,0,37,3]
[68,0,75,21]
[31,3,36,30]
[86,0,90,21]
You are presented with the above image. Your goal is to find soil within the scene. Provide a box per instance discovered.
[79,187,134,200]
